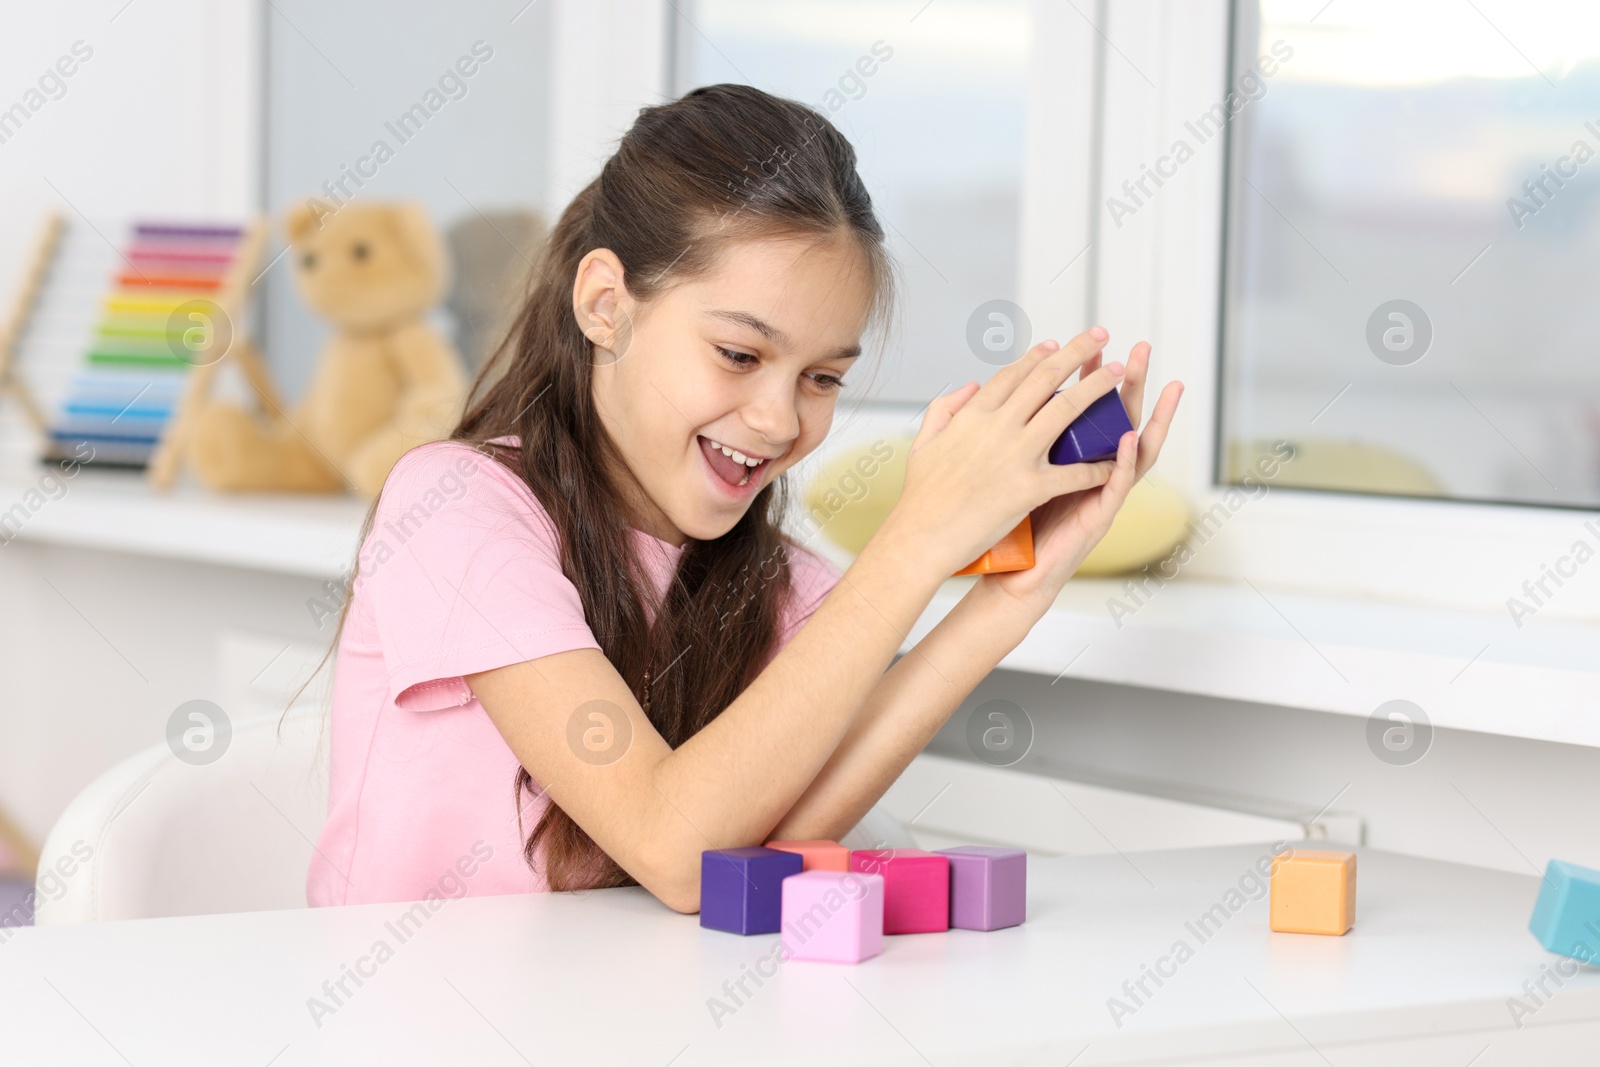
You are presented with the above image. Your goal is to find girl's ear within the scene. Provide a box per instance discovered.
[572,248,634,363]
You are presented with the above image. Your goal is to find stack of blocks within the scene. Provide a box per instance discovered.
[700,841,1027,964]
[954,386,1135,577]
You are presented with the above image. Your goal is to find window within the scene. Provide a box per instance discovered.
[1219,0,1600,509]
[1090,0,1597,616]
[671,0,1031,403]
[261,1,552,397]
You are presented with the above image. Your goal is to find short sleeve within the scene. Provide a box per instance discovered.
[775,542,843,648]
[360,442,601,712]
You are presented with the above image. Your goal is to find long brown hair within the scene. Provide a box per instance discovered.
[305,85,891,891]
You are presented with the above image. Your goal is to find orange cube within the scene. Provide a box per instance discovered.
[953,516,1035,577]
[765,839,850,872]
[1270,849,1356,935]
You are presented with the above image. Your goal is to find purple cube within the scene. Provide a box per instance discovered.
[700,847,804,935]
[1049,388,1134,465]
[937,846,1027,931]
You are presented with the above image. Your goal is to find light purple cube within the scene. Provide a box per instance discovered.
[780,871,885,963]
[937,846,1027,931]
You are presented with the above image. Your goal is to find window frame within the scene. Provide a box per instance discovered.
[1091,0,1600,620]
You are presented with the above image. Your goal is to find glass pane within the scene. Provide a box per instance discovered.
[672,0,1029,403]
[263,1,552,398]
[1220,0,1600,508]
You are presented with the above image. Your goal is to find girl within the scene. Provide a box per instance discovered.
[307,84,1182,912]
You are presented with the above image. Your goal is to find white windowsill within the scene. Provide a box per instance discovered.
[5,462,1596,748]
[902,570,1600,750]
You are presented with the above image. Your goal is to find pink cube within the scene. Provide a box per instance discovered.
[849,849,950,934]
[780,871,884,963]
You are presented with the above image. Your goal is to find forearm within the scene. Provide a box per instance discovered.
[767,578,1039,842]
[648,520,948,854]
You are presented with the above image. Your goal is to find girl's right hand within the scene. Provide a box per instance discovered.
[881,327,1126,578]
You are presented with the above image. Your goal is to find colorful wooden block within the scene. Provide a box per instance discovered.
[849,849,949,934]
[937,846,1027,931]
[953,516,1035,577]
[1049,388,1135,464]
[954,389,1133,578]
[700,847,804,935]
[765,839,850,872]
[1270,849,1356,936]
[1529,859,1600,963]
[780,870,885,963]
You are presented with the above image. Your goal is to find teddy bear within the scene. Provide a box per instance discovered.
[187,200,468,498]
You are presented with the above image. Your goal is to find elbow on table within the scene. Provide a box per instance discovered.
[657,887,701,916]
[635,846,701,915]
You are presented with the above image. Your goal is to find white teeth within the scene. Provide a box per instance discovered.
[738,469,751,486]
[710,439,763,466]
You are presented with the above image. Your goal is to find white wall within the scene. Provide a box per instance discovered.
[0,0,258,284]
[925,669,1600,878]
[0,542,331,848]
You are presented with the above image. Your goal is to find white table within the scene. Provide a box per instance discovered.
[4,845,1598,1065]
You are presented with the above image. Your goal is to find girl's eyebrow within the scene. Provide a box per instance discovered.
[708,309,861,361]
[709,309,789,345]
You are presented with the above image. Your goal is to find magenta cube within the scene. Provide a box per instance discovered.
[1049,388,1134,464]
[849,849,949,934]
[937,846,1027,931]
[780,871,885,963]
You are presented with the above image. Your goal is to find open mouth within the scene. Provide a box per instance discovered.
[698,435,771,491]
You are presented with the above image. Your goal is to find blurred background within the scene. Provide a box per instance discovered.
[0,0,1597,935]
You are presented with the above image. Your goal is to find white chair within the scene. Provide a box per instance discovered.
[35,704,912,924]
[34,705,330,924]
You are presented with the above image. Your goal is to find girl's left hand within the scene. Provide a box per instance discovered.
[980,340,1183,615]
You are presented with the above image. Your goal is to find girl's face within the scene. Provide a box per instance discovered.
[581,234,873,545]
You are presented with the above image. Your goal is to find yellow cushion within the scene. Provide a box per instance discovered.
[1225,438,1442,496]
[803,436,909,555]
[804,436,1193,578]
[1076,477,1191,576]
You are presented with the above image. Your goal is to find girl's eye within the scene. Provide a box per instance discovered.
[807,372,845,393]
[714,344,758,367]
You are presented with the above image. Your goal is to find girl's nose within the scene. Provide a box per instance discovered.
[741,386,800,448]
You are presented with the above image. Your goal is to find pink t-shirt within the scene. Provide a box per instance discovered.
[306,438,842,908]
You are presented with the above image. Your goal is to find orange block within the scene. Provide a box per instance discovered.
[765,839,849,872]
[953,516,1035,577]
[1270,849,1356,935]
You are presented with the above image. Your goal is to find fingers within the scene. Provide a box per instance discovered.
[1100,430,1141,510]
[1044,456,1116,498]
[1118,342,1152,427]
[1022,362,1125,452]
[911,381,981,453]
[964,338,1062,412]
[1000,327,1110,421]
[1132,380,1184,477]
